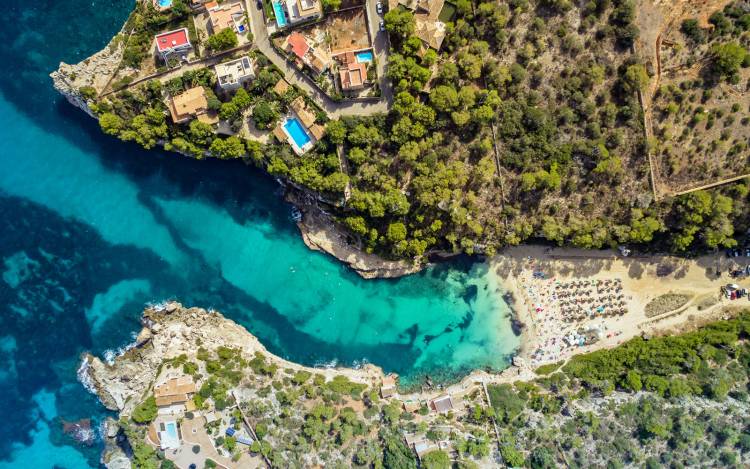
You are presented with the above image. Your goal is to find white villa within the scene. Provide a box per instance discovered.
[214,56,256,91]
[286,0,322,25]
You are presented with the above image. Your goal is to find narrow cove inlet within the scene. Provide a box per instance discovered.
[0,0,518,466]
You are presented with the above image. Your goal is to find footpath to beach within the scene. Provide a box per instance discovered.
[492,245,750,369]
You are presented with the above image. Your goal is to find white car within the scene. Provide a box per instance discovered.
[376,1,383,14]
[379,19,385,32]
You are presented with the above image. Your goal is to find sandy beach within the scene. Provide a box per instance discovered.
[491,245,750,369]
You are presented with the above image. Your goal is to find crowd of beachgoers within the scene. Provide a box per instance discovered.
[517,265,628,366]
[494,245,750,370]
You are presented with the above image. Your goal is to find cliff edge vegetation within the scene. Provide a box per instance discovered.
[88,302,750,468]
[53,0,750,269]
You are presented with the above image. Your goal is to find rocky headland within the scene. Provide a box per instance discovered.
[49,14,419,281]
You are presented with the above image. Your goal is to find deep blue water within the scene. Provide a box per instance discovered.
[0,1,518,467]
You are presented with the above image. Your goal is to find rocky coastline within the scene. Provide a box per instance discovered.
[81,302,386,415]
[82,301,532,467]
[81,302,387,467]
[50,30,425,280]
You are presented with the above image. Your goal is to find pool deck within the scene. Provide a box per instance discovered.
[279,115,314,155]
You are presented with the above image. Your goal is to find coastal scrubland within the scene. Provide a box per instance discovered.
[76,0,750,268]
[97,305,750,468]
[649,4,750,195]
[489,310,750,467]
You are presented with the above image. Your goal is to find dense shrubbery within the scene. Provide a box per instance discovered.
[131,396,157,423]
[489,312,750,467]
[97,0,750,263]
[563,311,750,396]
[206,28,238,51]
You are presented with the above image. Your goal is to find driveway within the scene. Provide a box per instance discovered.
[244,0,392,118]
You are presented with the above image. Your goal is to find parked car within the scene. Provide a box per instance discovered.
[257,0,262,9]
[376,1,383,14]
[379,19,385,31]
[744,247,750,257]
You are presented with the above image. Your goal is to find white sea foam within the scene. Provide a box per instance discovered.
[76,358,96,395]
[148,300,171,312]
[103,334,138,365]
[315,358,338,369]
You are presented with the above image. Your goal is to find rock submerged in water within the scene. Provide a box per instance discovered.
[61,418,96,446]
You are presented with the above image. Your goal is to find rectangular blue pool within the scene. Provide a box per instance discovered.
[356,50,374,63]
[159,421,180,450]
[284,117,312,150]
[165,422,177,439]
[158,0,173,7]
[273,1,288,27]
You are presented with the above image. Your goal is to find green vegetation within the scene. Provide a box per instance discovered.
[651,2,750,195]
[320,0,341,12]
[420,450,451,469]
[206,28,238,52]
[316,0,666,259]
[91,0,750,265]
[131,396,157,423]
[488,311,750,466]
[710,42,748,80]
[79,86,97,100]
[534,361,563,375]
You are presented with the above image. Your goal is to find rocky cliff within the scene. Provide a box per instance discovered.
[49,13,423,280]
[81,302,385,416]
[50,24,128,117]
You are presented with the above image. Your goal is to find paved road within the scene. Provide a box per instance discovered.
[245,0,392,118]
[364,0,393,105]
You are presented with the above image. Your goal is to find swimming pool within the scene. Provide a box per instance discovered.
[284,117,312,150]
[355,50,374,63]
[273,1,288,27]
[157,0,173,8]
[159,421,180,450]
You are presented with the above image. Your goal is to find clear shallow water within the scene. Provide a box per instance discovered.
[0,1,519,467]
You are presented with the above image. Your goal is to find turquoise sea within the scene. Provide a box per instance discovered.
[0,1,519,467]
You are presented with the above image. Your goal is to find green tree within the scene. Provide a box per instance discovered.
[321,0,341,11]
[79,86,97,100]
[207,28,238,51]
[132,396,158,423]
[188,119,214,146]
[681,19,704,42]
[429,85,459,113]
[387,222,407,243]
[527,446,556,469]
[421,450,450,469]
[344,216,368,236]
[252,100,279,129]
[711,42,747,79]
[623,370,642,392]
[384,9,415,40]
[326,120,347,145]
[500,445,525,467]
[381,430,417,469]
[99,113,125,136]
[621,64,649,93]
[210,136,246,159]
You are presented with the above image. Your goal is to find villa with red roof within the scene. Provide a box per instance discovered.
[282,32,330,75]
[285,32,310,61]
[154,28,192,62]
